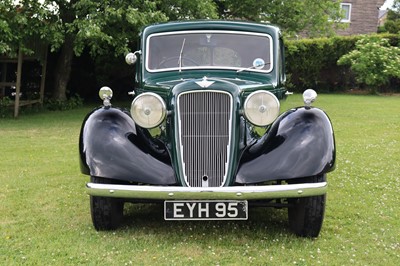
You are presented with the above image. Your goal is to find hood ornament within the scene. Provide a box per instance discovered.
[195,76,214,88]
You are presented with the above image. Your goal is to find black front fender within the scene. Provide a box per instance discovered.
[79,107,176,185]
[236,107,336,183]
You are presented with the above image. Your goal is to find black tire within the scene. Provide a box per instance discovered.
[288,174,326,238]
[90,176,124,231]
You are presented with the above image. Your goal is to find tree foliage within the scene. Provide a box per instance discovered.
[1,0,218,100]
[7,0,217,58]
[215,0,343,37]
[383,0,400,33]
[0,0,52,55]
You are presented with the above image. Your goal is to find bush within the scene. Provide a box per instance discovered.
[338,37,400,93]
[44,94,84,111]
[0,96,12,118]
[383,20,400,34]
[285,34,400,92]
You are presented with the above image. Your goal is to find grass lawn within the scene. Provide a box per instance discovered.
[1,94,399,265]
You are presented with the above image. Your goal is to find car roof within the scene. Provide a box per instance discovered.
[141,20,281,37]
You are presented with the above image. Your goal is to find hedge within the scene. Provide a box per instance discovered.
[285,33,400,93]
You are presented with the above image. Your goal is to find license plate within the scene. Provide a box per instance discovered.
[164,200,248,220]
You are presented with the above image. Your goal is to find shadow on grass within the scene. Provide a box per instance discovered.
[117,203,292,240]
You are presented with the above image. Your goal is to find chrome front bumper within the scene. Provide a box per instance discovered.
[86,182,327,200]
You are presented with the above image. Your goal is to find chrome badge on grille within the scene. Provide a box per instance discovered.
[195,77,215,88]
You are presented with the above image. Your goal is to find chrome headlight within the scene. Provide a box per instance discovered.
[130,93,166,128]
[243,91,280,126]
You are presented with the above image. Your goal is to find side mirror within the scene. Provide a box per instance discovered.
[125,51,141,65]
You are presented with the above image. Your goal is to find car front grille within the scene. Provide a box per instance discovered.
[177,90,233,187]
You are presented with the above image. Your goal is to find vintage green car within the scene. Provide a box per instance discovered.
[79,20,336,237]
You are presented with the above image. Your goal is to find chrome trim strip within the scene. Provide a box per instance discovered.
[86,182,327,200]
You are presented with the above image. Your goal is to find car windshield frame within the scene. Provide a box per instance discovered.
[145,30,274,73]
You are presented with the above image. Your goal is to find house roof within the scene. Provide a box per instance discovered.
[379,9,388,19]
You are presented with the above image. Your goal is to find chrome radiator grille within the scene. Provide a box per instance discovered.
[177,91,233,187]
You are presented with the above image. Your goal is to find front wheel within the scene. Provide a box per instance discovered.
[288,174,326,238]
[90,176,124,231]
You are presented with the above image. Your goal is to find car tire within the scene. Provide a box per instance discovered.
[90,176,124,231]
[288,174,326,238]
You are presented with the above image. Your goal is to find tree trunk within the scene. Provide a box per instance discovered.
[53,37,74,101]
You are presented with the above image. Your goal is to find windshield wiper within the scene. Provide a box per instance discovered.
[178,38,186,73]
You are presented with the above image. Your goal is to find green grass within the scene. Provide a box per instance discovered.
[1,95,399,265]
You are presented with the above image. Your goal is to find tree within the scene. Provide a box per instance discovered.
[0,0,50,55]
[2,0,218,101]
[214,0,343,37]
[0,1,15,54]
[383,0,400,33]
[392,0,400,11]
[47,0,167,101]
[48,0,218,101]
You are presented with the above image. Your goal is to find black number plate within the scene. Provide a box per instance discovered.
[164,200,248,220]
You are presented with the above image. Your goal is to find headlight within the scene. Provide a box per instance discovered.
[130,93,166,128]
[243,91,280,126]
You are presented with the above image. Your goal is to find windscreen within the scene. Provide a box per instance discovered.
[146,31,273,73]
